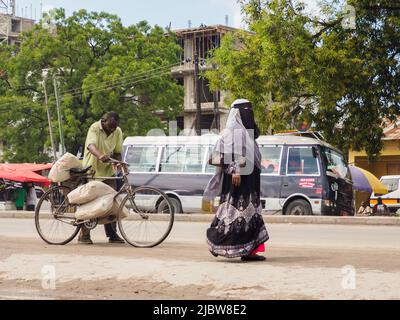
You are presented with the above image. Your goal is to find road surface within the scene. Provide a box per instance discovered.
[0,218,399,299]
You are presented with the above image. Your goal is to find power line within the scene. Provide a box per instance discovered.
[0,70,170,113]
[0,68,174,112]
[47,68,173,102]
[0,62,179,107]
[0,62,180,108]
[0,63,179,110]
[55,61,180,97]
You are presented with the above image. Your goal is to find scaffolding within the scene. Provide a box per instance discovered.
[0,14,8,43]
[0,1,9,43]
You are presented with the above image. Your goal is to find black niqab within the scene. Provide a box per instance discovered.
[233,102,260,139]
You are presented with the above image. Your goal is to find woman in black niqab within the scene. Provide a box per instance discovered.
[204,99,269,261]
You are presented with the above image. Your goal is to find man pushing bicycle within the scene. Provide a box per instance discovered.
[78,111,125,245]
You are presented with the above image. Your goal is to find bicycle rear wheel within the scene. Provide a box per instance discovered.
[35,185,80,245]
[117,186,174,247]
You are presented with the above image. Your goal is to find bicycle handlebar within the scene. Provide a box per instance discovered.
[108,158,130,176]
[108,158,129,166]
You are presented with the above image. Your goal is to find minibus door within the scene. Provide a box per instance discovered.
[280,146,322,213]
[321,147,354,215]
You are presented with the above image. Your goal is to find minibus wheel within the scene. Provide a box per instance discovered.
[169,197,183,214]
[284,199,312,216]
[158,197,182,214]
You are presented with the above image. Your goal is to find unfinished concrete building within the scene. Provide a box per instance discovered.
[0,12,34,46]
[171,25,240,133]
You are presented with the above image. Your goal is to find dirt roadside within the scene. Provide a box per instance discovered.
[1,237,400,300]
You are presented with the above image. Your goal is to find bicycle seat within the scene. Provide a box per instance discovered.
[70,166,92,175]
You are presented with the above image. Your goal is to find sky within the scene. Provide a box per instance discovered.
[6,0,320,30]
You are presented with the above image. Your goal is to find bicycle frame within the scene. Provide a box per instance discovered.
[75,159,147,221]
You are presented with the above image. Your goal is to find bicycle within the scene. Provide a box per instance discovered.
[35,159,174,247]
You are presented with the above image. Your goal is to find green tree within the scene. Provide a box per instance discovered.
[206,0,400,159]
[0,8,183,162]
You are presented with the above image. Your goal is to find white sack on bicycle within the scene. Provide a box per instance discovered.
[113,194,129,219]
[67,181,116,205]
[48,153,83,182]
[97,195,129,224]
[75,194,115,220]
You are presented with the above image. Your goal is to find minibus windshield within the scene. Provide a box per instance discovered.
[380,178,399,193]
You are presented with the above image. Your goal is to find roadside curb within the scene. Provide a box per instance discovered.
[0,211,35,219]
[173,214,400,226]
[1,211,399,226]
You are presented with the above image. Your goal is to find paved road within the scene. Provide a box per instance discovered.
[0,219,399,299]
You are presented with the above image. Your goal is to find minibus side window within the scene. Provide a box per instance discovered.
[160,145,184,172]
[159,145,205,173]
[260,146,282,175]
[205,145,216,173]
[183,145,205,173]
[287,147,319,176]
[125,146,159,172]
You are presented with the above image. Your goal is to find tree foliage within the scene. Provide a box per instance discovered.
[0,9,183,162]
[206,0,400,159]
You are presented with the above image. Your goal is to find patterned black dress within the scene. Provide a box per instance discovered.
[206,161,269,258]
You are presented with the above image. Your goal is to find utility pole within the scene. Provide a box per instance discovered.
[194,53,202,135]
[53,74,65,155]
[10,0,16,16]
[212,63,220,132]
[213,91,220,132]
[42,79,57,160]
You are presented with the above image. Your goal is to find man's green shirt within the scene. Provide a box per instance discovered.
[83,120,123,178]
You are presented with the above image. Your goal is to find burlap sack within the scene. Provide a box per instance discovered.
[97,195,129,224]
[114,194,129,219]
[48,153,83,182]
[67,181,116,205]
[75,194,114,220]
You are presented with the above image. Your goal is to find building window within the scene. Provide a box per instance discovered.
[195,34,221,60]
[176,116,184,130]
[11,19,21,33]
[175,77,184,86]
[177,38,185,63]
[200,114,215,130]
[194,77,220,104]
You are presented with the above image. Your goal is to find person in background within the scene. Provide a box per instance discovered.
[26,183,38,211]
[372,197,390,216]
[357,200,372,216]
[265,164,275,174]
[12,184,27,211]
[78,111,125,245]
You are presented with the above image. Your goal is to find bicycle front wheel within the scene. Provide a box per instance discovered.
[35,185,80,245]
[118,186,174,247]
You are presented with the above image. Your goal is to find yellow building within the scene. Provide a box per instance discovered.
[349,118,400,208]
